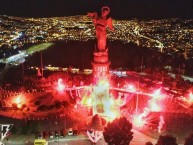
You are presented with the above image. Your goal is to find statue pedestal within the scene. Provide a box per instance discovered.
[91,51,110,82]
[91,50,111,118]
[92,61,110,79]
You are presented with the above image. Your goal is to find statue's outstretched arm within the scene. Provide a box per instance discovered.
[88,12,98,26]
[88,12,98,19]
[107,17,114,31]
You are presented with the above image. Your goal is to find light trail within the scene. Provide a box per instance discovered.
[134,26,164,52]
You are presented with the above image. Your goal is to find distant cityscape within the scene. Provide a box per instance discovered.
[0,8,193,145]
[0,15,193,60]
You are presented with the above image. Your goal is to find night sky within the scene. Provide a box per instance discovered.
[0,0,192,19]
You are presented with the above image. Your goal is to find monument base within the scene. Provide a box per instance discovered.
[91,61,111,83]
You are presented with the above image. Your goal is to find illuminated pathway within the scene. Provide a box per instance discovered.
[134,26,164,52]
[0,43,53,65]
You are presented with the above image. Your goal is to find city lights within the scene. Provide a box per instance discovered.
[0,2,192,145]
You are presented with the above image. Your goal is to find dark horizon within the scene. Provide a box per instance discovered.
[0,0,192,19]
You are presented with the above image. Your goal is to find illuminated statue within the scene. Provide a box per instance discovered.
[88,6,114,52]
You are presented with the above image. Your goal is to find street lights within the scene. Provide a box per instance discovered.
[65,115,66,132]
[55,121,59,145]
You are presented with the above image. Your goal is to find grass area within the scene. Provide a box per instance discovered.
[26,42,54,55]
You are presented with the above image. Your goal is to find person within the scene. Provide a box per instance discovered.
[88,6,114,52]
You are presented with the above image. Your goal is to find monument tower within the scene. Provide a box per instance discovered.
[88,6,114,83]
[88,7,114,118]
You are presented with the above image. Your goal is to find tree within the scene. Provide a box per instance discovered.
[103,117,133,145]
[37,105,47,112]
[184,133,193,145]
[62,101,70,108]
[54,101,62,109]
[0,63,6,69]
[156,135,178,145]
[34,101,41,106]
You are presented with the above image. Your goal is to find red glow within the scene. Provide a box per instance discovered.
[110,97,115,105]
[97,78,110,88]
[87,97,92,106]
[133,114,146,128]
[148,89,163,112]
[108,111,118,121]
[13,95,24,108]
[149,100,161,112]
[126,84,136,92]
[189,92,193,103]
[132,89,164,128]
[152,89,162,100]
[158,115,165,133]
[57,78,65,92]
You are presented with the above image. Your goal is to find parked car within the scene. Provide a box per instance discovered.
[68,128,73,136]
[34,139,48,145]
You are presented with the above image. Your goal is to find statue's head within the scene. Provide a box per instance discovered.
[101,6,110,17]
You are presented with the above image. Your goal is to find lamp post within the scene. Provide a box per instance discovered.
[64,115,66,133]
[40,51,44,77]
[55,121,59,145]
